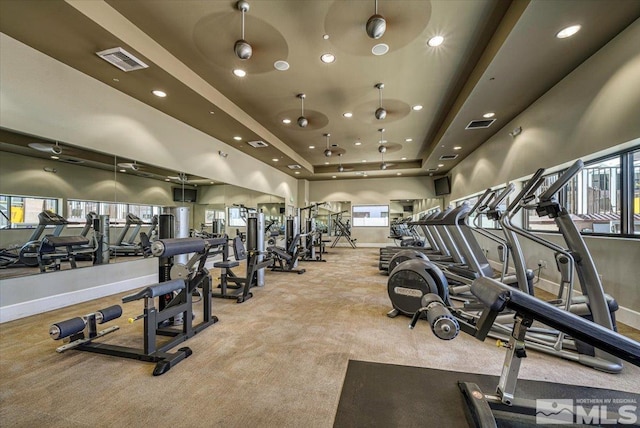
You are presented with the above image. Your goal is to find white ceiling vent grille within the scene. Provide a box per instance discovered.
[96,47,149,72]
[439,154,458,160]
[247,140,269,148]
[426,168,438,172]
[465,119,495,129]
[287,164,302,170]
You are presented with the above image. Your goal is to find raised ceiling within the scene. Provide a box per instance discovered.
[1,0,638,180]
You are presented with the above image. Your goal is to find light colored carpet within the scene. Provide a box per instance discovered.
[1,247,638,427]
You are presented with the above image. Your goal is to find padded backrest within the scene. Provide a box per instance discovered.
[232,236,247,260]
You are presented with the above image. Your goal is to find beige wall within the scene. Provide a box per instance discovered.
[448,20,640,201]
[310,176,439,244]
[0,33,299,207]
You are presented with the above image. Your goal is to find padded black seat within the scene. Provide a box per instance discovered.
[214,260,240,269]
[42,235,90,247]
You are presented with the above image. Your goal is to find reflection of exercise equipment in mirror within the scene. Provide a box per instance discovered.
[298,203,327,262]
[213,211,274,303]
[0,210,70,268]
[49,236,223,376]
[109,213,157,256]
[330,211,357,248]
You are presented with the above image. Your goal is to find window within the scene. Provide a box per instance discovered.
[524,147,638,236]
[228,207,245,227]
[527,173,561,232]
[566,157,621,234]
[0,195,58,228]
[67,200,99,223]
[352,205,389,227]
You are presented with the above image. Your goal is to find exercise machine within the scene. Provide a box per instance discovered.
[387,161,622,372]
[0,210,69,267]
[213,211,274,302]
[109,213,157,256]
[49,236,222,376]
[330,211,356,248]
[409,276,640,426]
[267,216,306,274]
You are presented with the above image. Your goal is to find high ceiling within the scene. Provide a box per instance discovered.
[1,0,639,181]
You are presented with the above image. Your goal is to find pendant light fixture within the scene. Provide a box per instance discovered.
[366,0,386,40]
[234,1,252,60]
[375,82,386,120]
[323,133,332,157]
[297,93,308,128]
[378,144,387,170]
[378,127,385,144]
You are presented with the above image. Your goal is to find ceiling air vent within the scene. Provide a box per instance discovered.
[58,158,85,164]
[465,119,495,129]
[439,154,458,161]
[426,168,438,172]
[96,47,149,72]
[287,164,302,170]
[247,140,269,148]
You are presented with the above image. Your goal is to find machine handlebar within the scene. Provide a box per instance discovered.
[539,159,584,201]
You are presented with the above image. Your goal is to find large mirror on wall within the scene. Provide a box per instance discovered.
[0,128,284,280]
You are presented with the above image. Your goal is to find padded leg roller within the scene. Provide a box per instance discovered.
[50,317,86,340]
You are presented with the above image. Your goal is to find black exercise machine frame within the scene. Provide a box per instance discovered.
[410,277,640,427]
[50,237,224,376]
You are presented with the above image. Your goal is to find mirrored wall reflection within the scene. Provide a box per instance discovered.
[0,128,284,280]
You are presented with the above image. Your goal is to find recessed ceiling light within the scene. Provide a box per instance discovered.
[362,160,367,163]
[483,112,495,118]
[396,172,402,176]
[152,90,167,97]
[412,105,423,111]
[233,69,246,77]
[355,141,362,146]
[427,35,444,47]
[343,112,353,118]
[50,155,59,160]
[274,60,290,71]
[210,181,214,184]
[119,169,127,173]
[165,178,170,182]
[324,161,329,165]
[309,145,315,149]
[113,78,119,82]
[401,157,407,160]
[295,171,300,174]
[453,146,462,150]
[209,111,215,115]
[372,43,389,56]
[320,53,336,64]
[272,158,279,162]
[332,175,336,179]
[556,25,581,39]
[323,34,330,40]
[282,118,291,124]
[405,138,413,142]
[438,163,444,167]
[233,136,242,141]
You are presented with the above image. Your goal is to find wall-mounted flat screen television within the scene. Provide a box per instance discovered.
[434,176,451,196]
[172,187,198,202]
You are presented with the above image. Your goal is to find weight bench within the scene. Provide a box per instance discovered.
[38,235,91,272]
[411,276,640,427]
